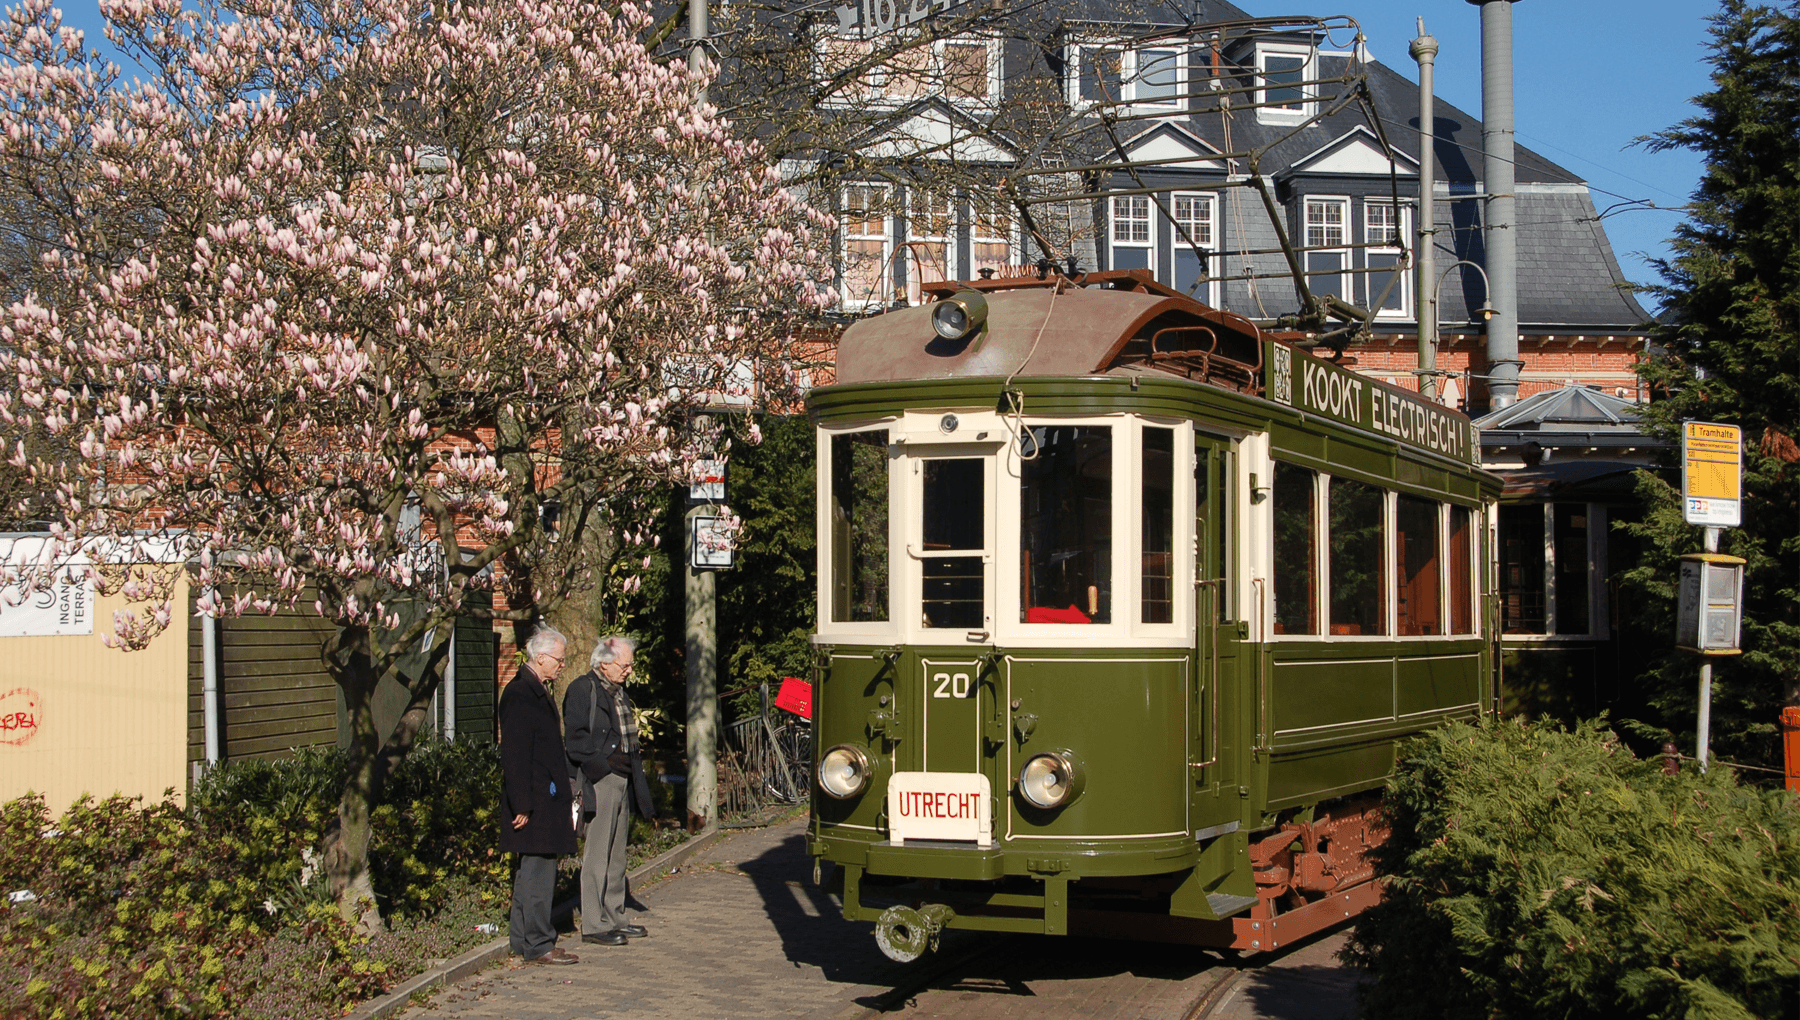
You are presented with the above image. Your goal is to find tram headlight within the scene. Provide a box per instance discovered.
[1017,751,1082,810]
[818,744,871,800]
[931,290,988,341]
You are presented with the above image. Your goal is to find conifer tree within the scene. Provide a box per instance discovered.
[1617,0,1799,765]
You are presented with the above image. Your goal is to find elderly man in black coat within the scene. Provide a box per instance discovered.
[564,635,655,946]
[498,625,579,965]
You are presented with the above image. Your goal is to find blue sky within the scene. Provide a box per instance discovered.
[54,0,1718,310]
[1237,0,1718,310]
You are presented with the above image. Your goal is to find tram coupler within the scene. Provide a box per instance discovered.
[873,903,956,962]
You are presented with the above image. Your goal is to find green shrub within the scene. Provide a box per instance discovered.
[0,735,512,1019]
[1343,717,1800,1020]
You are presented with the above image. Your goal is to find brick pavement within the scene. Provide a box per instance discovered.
[400,818,1352,1020]
[1199,933,1362,1020]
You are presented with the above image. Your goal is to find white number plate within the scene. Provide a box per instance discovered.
[887,771,992,848]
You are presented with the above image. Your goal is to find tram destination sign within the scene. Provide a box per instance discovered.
[1266,343,1478,466]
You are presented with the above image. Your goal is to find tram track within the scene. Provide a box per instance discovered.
[845,930,1244,1020]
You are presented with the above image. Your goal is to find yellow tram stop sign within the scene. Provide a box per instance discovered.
[1682,421,1742,528]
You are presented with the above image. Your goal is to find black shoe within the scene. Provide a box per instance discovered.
[582,930,628,946]
[617,924,648,938]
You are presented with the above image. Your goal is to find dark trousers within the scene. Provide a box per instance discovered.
[509,853,559,959]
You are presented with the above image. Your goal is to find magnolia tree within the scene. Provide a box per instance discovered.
[0,0,834,925]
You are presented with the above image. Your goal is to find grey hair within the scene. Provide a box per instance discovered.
[523,626,568,660]
[590,634,638,670]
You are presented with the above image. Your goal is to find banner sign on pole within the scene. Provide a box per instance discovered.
[1682,421,1742,527]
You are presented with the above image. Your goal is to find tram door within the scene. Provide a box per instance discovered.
[1192,435,1235,810]
[913,450,993,777]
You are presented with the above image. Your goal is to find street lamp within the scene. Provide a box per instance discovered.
[1420,260,1497,406]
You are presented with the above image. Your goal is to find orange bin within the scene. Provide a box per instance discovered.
[1782,707,1800,792]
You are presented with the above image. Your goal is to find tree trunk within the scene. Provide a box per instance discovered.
[326,624,385,931]
[323,619,456,932]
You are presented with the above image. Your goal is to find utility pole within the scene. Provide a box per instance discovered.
[683,0,719,834]
[1468,0,1521,410]
[685,506,718,830]
[689,0,708,106]
[1410,20,1439,402]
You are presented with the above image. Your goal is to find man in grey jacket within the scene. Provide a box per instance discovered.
[564,635,656,946]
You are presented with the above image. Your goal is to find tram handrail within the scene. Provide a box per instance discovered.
[1191,579,1222,774]
[1251,576,1268,753]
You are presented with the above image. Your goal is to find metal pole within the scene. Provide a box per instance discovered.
[686,508,719,831]
[688,0,709,106]
[1469,0,1520,410]
[1697,526,1720,771]
[202,592,220,765]
[443,625,457,742]
[1410,21,1439,402]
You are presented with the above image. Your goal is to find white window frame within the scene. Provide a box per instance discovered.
[1302,195,1351,305]
[905,188,956,303]
[1066,40,1187,111]
[1110,194,1154,274]
[839,182,894,312]
[1363,199,1413,320]
[1255,43,1316,123]
[815,31,1002,110]
[1168,191,1219,304]
[970,192,1015,278]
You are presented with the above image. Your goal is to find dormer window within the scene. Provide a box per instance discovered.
[816,32,1001,109]
[1254,43,1315,121]
[1068,41,1185,110]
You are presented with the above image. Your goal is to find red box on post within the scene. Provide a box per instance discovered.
[775,677,812,719]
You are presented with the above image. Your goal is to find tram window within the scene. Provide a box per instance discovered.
[1554,503,1590,635]
[1328,478,1386,635]
[1020,426,1112,623]
[1395,495,1441,636]
[831,431,890,623]
[1141,427,1174,624]
[1271,462,1317,635]
[1448,505,1474,634]
[921,458,984,628]
[1497,504,1546,633]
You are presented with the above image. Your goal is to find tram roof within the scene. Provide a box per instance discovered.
[835,273,1270,391]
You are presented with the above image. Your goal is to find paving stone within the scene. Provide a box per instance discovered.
[399,818,1342,1020]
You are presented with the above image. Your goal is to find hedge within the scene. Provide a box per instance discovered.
[1343,717,1800,1020]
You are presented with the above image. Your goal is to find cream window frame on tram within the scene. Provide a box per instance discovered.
[1300,471,1397,643]
[1130,417,1195,642]
[814,421,902,644]
[993,414,1194,649]
[1444,501,1483,638]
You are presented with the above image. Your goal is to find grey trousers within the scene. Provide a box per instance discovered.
[580,772,631,934]
[509,853,559,959]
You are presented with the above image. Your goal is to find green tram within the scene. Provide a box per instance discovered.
[805,271,1500,961]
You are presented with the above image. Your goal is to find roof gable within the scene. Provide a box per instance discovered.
[850,99,1018,163]
[1285,125,1418,177]
[1120,122,1227,172]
